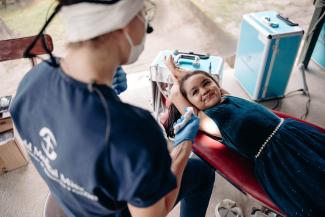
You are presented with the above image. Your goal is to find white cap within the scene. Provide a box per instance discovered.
[61,0,144,42]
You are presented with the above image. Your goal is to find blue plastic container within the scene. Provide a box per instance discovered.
[311,22,325,69]
[234,11,304,101]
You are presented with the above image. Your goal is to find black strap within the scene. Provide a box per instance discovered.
[23,3,62,67]
[60,0,121,6]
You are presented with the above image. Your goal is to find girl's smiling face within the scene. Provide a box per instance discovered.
[182,73,222,110]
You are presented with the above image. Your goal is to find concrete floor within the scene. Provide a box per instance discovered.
[1,0,324,217]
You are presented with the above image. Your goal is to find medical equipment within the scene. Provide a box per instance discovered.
[234,11,304,101]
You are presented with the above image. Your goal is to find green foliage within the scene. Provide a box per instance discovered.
[0,0,64,38]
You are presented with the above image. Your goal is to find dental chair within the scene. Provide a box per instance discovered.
[150,50,325,216]
[158,97,325,217]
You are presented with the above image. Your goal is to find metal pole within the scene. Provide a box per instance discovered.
[298,0,325,69]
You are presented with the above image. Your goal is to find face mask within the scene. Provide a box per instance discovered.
[123,16,147,64]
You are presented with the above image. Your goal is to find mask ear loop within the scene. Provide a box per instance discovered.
[24,3,62,67]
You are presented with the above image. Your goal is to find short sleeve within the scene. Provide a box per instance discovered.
[110,111,177,208]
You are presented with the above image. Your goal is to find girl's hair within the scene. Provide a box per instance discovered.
[162,70,220,138]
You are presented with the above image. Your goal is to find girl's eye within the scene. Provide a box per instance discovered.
[192,89,198,96]
[203,80,211,86]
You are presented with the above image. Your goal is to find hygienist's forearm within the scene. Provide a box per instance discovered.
[164,141,192,212]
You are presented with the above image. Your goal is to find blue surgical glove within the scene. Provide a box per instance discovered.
[112,66,127,95]
[174,113,200,147]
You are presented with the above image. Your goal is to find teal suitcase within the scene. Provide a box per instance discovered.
[234,11,304,101]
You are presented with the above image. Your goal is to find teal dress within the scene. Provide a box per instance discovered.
[204,96,325,217]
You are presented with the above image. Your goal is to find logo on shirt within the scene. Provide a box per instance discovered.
[39,127,57,161]
[22,128,98,201]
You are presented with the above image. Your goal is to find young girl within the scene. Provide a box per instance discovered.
[164,56,325,217]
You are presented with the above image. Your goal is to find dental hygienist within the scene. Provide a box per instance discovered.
[10,0,215,216]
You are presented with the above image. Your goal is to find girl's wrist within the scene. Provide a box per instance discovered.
[171,67,179,75]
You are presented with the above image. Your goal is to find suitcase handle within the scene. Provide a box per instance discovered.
[276,14,299,27]
[173,50,210,59]
[174,54,200,68]
[263,17,279,28]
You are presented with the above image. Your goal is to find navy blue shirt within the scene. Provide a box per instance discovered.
[10,61,177,217]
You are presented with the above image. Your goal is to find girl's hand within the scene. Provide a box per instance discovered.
[164,55,187,82]
[164,55,177,73]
